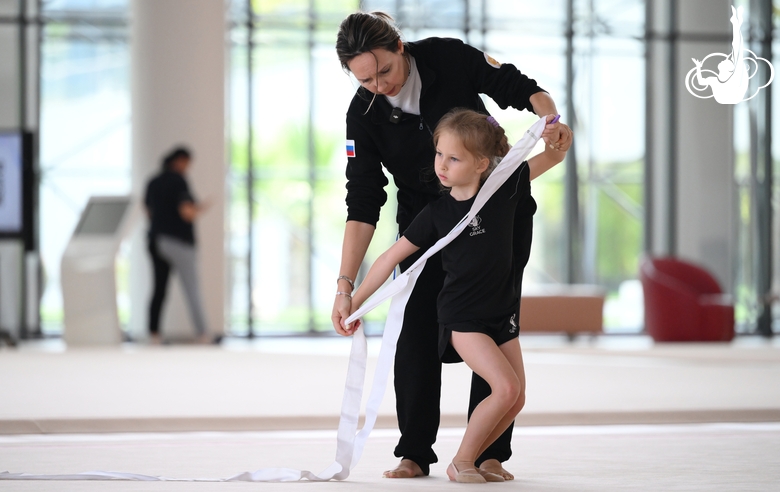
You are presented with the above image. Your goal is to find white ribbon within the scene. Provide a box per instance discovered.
[0,116,546,483]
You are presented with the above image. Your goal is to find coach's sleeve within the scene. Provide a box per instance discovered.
[344,112,389,226]
[456,39,546,113]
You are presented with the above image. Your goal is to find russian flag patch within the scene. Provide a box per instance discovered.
[346,139,356,158]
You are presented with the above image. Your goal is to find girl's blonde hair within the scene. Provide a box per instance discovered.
[433,109,511,183]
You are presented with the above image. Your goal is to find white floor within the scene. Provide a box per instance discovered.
[2,335,779,433]
[1,424,779,491]
[1,335,780,490]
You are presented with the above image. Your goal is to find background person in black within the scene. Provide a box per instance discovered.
[343,109,567,483]
[144,147,211,344]
[330,11,573,480]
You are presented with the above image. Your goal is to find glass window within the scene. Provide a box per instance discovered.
[771,28,780,333]
[774,2,780,333]
[573,36,645,332]
[229,0,376,335]
[228,0,646,335]
[568,0,645,333]
[732,0,778,333]
[38,0,130,333]
[24,0,775,337]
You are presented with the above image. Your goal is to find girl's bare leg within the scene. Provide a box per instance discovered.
[476,338,526,459]
[449,332,522,473]
[476,339,526,480]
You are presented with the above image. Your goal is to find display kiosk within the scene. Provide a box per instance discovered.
[61,196,135,346]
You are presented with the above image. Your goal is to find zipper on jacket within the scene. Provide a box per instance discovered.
[419,115,432,135]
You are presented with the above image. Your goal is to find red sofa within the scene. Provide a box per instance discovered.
[640,257,734,342]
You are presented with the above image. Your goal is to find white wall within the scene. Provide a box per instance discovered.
[128,0,227,339]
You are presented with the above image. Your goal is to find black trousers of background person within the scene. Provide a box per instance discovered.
[148,238,170,335]
[393,197,535,475]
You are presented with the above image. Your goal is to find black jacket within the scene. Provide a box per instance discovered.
[344,37,546,232]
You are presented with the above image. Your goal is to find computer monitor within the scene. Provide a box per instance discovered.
[0,133,23,234]
[74,198,132,236]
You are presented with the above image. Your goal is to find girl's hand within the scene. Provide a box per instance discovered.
[552,123,573,152]
[331,294,353,336]
[343,299,362,336]
[343,309,362,336]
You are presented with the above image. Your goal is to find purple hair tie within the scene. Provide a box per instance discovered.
[486,116,500,128]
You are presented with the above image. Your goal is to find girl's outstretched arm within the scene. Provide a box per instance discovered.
[340,237,420,335]
[528,139,568,181]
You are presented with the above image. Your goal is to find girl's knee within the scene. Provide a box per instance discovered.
[502,389,525,422]
[511,390,526,415]
[493,379,522,408]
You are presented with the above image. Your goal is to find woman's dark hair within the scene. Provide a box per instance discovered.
[336,11,403,71]
[433,109,511,183]
[162,146,192,171]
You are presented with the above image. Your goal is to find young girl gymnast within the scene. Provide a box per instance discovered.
[339,109,567,483]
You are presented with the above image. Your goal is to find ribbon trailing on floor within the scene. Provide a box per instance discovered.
[0,116,546,483]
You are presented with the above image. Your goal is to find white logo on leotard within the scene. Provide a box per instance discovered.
[685,5,774,104]
[469,215,485,236]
